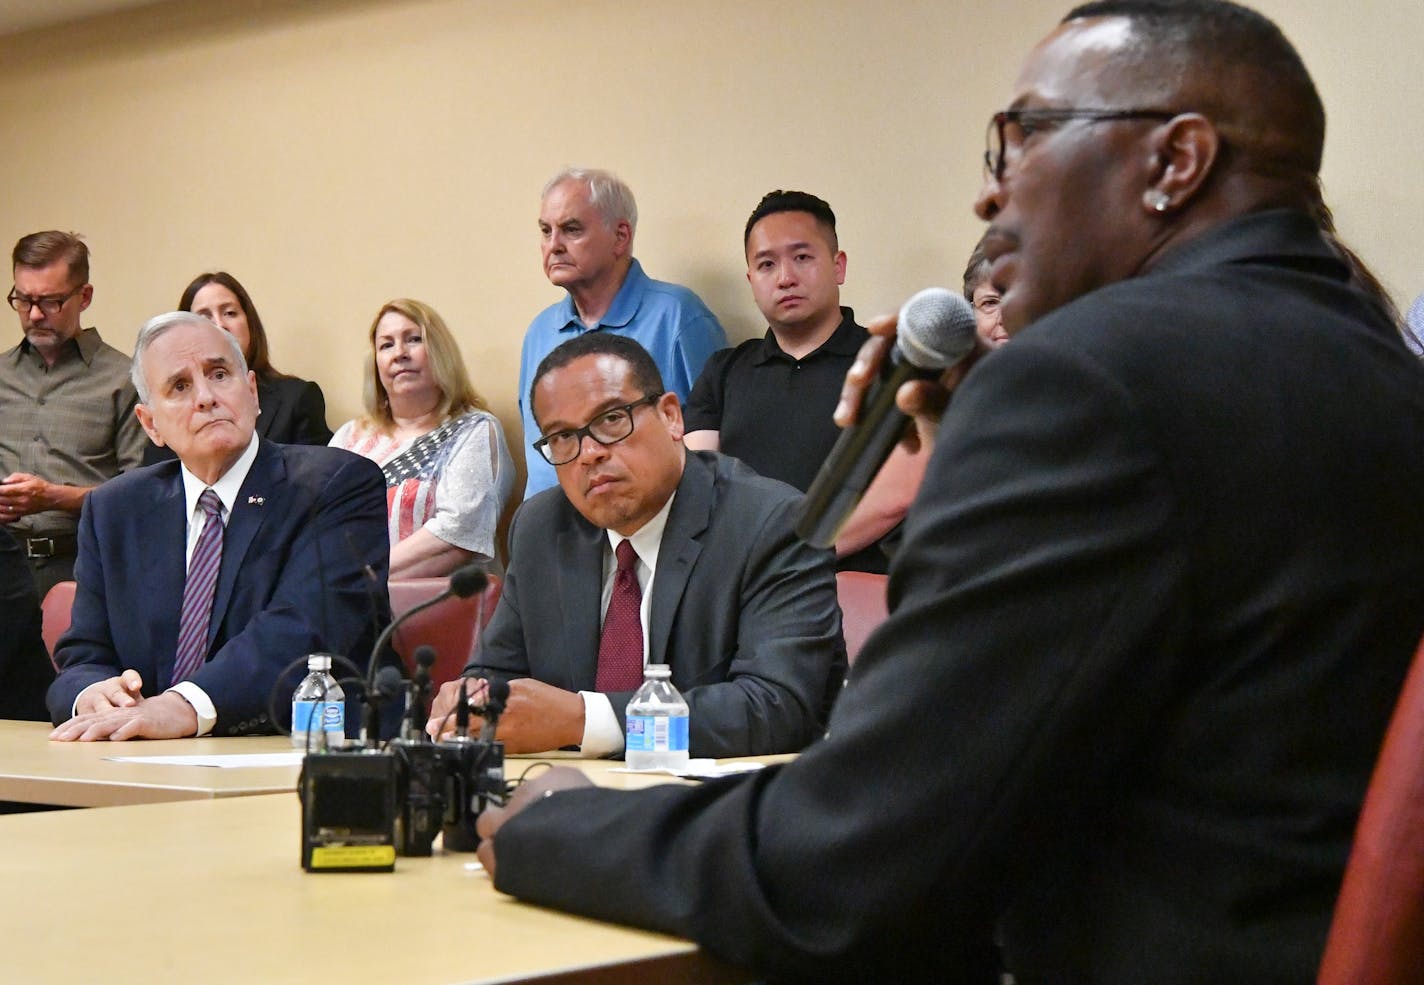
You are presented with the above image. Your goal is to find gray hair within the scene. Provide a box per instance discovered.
[131,310,248,404]
[541,167,638,243]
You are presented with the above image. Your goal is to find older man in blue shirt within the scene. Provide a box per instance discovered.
[517,168,725,498]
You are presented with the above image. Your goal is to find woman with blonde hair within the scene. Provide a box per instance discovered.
[331,299,513,577]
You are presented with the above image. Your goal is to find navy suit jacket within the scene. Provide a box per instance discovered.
[471,451,845,757]
[47,439,390,735]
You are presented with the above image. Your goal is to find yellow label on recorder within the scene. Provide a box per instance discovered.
[310,845,396,868]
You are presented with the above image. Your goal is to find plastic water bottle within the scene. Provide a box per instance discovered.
[624,664,689,770]
[291,654,345,751]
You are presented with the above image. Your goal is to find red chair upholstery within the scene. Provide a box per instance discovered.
[835,571,889,665]
[40,580,77,669]
[1317,633,1424,985]
[386,575,502,690]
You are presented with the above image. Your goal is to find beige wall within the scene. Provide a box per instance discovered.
[0,0,1419,490]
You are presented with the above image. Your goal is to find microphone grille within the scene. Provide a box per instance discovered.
[897,287,978,371]
[448,564,488,599]
[486,679,510,708]
[374,665,406,699]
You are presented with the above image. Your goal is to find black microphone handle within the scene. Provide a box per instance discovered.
[796,351,938,548]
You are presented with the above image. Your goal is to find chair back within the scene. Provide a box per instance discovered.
[386,575,502,690]
[835,571,889,665]
[41,580,78,668]
[1317,633,1424,985]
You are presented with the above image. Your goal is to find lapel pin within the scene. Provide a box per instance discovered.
[247,495,265,505]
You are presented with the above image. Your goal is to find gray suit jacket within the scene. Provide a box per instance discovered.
[469,450,845,757]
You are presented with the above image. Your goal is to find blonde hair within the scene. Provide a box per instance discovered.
[361,298,485,432]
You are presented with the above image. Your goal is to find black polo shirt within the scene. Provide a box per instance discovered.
[685,308,890,573]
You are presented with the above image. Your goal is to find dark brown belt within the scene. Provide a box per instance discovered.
[22,533,77,559]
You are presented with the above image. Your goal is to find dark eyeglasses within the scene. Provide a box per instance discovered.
[7,285,85,316]
[983,108,1178,181]
[532,393,663,466]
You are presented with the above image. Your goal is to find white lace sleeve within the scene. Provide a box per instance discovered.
[423,412,515,558]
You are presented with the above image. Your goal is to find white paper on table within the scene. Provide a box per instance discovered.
[103,752,305,768]
[610,759,767,779]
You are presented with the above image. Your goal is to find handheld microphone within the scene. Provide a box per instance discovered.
[797,288,977,548]
[361,562,488,744]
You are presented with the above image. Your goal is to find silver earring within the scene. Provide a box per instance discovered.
[1147,191,1170,213]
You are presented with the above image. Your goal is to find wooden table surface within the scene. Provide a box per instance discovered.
[0,792,748,984]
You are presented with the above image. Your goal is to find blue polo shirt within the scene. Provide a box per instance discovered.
[517,258,727,498]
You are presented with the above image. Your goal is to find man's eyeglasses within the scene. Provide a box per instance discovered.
[532,392,664,466]
[7,285,85,316]
[983,108,1178,181]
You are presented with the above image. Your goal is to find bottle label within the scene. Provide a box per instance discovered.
[626,714,689,753]
[292,700,344,734]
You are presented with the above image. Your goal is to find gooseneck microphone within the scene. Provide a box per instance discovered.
[360,562,488,744]
[797,287,977,548]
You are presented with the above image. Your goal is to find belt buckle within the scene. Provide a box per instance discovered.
[25,536,55,559]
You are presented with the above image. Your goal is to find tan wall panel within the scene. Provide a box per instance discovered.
[0,0,1418,494]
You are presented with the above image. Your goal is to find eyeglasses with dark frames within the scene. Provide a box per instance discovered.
[532,392,664,466]
[7,285,86,316]
[983,108,1178,181]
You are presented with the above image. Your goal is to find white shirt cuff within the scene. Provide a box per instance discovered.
[72,682,103,718]
[578,690,625,758]
[167,682,217,736]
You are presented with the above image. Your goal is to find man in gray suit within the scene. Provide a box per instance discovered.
[427,333,844,758]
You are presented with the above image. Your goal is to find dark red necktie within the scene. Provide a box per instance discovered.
[595,540,644,691]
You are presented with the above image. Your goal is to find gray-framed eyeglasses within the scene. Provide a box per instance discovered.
[7,285,85,316]
[983,108,1178,181]
[532,392,664,466]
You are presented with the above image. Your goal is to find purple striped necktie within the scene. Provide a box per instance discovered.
[172,489,224,684]
[595,539,645,692]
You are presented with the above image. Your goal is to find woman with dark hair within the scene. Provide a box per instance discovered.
[143,272,332,464]
[331,298,513,578]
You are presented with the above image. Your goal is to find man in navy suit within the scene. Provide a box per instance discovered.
[47,312,389,740]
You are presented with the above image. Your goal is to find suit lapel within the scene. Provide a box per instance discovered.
[154,469,190,683]
[208,440,286,651]
[648,455,712,664]
[556,512,607,692]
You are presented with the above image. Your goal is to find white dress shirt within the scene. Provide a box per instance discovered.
[578,491,677,756]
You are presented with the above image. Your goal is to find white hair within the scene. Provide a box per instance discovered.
[542,167,638,244]
[131,310,248,404]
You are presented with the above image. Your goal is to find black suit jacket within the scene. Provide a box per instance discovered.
[486,211,1424,983]
[48,440,390,735]
[142,374,331,466]
[0,526,53,720]
[470,451,845,757]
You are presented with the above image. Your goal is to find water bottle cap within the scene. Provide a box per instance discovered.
[307,654,333,672]
[645,663,671,679]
